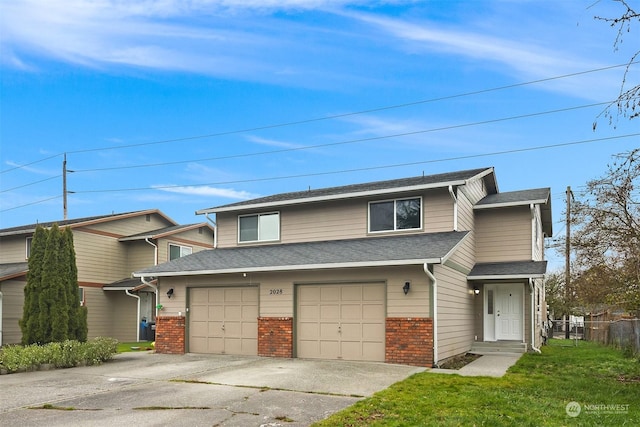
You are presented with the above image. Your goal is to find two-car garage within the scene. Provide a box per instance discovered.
[187,282,386,362]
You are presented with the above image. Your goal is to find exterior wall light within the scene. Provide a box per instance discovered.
[403,281,411,295]
[166,288,174,298]
[473,286,480,295]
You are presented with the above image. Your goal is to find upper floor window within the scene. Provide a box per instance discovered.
[169,244,192,261]
[369,197,422,232]
[26,236,33,259]
[239,212,280,243]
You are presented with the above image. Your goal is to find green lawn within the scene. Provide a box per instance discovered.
[314,340,640,426]
[116,341,154,353]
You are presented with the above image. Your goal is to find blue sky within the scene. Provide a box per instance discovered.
[1,0,638,271]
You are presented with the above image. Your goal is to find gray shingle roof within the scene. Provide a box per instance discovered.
[475,188,550,207]
[0,262,29,280]
[134,231,469,277]
[468,261,548,280]
[199,168,495,213]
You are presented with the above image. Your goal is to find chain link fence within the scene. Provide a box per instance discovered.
[547,318,640,354]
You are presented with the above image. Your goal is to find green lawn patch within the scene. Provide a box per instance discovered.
[117,341,154,353]
[314,340,640,426]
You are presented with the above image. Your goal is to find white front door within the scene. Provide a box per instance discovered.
[495,284,523,341]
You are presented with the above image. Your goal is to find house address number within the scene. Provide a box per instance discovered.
[269,289,283,295]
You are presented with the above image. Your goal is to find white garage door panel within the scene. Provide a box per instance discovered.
[189,287,258,355]
[297,283,385,362]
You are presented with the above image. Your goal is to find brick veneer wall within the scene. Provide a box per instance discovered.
[385,317,433,367]
[258,317,293,358]
[155,316,185,354]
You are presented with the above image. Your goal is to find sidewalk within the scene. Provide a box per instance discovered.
[429,354,522,377]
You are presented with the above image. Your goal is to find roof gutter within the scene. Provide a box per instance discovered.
[424,263,438,367]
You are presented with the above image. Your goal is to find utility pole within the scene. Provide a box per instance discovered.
[565,186,572,339]
[63,153,68,220]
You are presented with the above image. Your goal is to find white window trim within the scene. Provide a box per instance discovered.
[238,211,281,243]
[169,243,192,260]
[368,196,423,234]
[79,287,85,306]
[25,236,32,259]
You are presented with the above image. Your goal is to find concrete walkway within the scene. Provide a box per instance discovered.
[430,354,522,377]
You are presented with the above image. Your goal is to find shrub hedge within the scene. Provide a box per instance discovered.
[0,337,118,373]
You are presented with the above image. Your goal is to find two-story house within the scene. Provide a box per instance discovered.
[0,209,214,346]
[133,168,551,366]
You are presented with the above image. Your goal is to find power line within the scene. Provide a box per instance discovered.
[73,101,611,173]
[69,133,638,195]
[1,195,62,212]
[1,61,635,175]
[0,175,62,193]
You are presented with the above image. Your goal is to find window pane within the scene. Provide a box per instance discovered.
[239,215,259,242]
[396,198,421,229]
[370,201,394,231]
[181,246,192,257]
[487,289,494,315]
[169,245,181,260]
[259,213,280,241]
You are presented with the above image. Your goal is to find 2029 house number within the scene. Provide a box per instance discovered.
[269,289,283,295]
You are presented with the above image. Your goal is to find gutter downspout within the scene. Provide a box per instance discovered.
[205,213,217,249]
[448,185,458,231]
[424,263,439,367]
[144,238,159,319]
[125,290,141,342]
[142,276,159,319]
[529,278,541,353]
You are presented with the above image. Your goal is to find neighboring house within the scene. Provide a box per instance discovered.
[0,210,214,345]
[133,168,552,367]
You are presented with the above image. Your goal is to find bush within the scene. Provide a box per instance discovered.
[0,337,118,373]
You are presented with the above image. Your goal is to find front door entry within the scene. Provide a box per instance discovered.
[495,284,523,340]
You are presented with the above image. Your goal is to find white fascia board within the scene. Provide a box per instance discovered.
[473,198,548,210]
[197,180,473,214]
[468,273,545,280]
[103,286,135,291]
[133,257,444,278]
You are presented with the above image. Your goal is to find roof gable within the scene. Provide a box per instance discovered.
[474,188,552,236]
[0,209,177,237]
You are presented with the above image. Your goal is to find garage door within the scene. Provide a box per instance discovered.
[297,283,385,362]
[189,287,258,355]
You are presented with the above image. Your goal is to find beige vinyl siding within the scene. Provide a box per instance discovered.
[424,189,454,233]
[216,189,456,248]
[74,231,129,283]
[109,291,138,341]
[435,264,475,361]
[475,206,532,263]
[84,287,112,339]
[126,241,156,274]
[156,265,431,319]
[0,279,26,344]
[0,236,30,263]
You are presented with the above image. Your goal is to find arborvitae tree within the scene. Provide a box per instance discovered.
[21,224,88,344]
[20,225,48,344]
[63,227,87,341]
[40,224,69,343]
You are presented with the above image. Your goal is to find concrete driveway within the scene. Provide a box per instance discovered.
[0,352,424,427]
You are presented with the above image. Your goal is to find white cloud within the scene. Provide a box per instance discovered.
[244,135,305,149]
[152,185,258,199]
